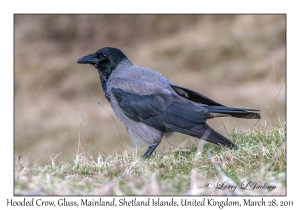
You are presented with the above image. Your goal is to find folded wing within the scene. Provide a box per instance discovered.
[112,88,235,147]
[171,84,260,119]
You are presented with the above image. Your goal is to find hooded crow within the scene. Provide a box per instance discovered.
[77,47,260,158]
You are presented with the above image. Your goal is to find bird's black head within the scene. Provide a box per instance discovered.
[77,47,130,101]
[77,47,129,71]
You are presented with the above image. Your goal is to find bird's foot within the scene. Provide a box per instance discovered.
[142,143,158,159]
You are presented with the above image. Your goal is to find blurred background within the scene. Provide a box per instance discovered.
[14,15,286,163]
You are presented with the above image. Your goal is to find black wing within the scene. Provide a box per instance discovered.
[171,84,260,119]
[112,88,235,147]
[112,88,208,130]
[170,84,223,106]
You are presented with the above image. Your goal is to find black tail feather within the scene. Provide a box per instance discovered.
[197,124,235,148]
[206,106,261,119]
[165,123,235,148]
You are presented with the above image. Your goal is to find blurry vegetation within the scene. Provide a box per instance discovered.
[15,126,286,195]
[14,15,285,164]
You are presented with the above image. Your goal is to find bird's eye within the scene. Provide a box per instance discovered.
[102,54,108,58]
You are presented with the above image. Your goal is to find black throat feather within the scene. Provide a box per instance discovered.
[98,66,115,101]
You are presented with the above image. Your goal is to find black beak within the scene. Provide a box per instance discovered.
[77,53,99,64]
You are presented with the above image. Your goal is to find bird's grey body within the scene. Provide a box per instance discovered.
[105,59,174,147]
[77,47,261,158]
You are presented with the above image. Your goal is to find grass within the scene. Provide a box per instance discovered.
[14,125,286,195]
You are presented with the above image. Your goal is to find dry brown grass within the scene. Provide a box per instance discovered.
[14,126,286,195]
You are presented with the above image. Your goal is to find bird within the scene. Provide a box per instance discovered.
[77,47,261,158]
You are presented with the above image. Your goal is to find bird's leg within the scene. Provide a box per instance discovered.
[142,143,159,159]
